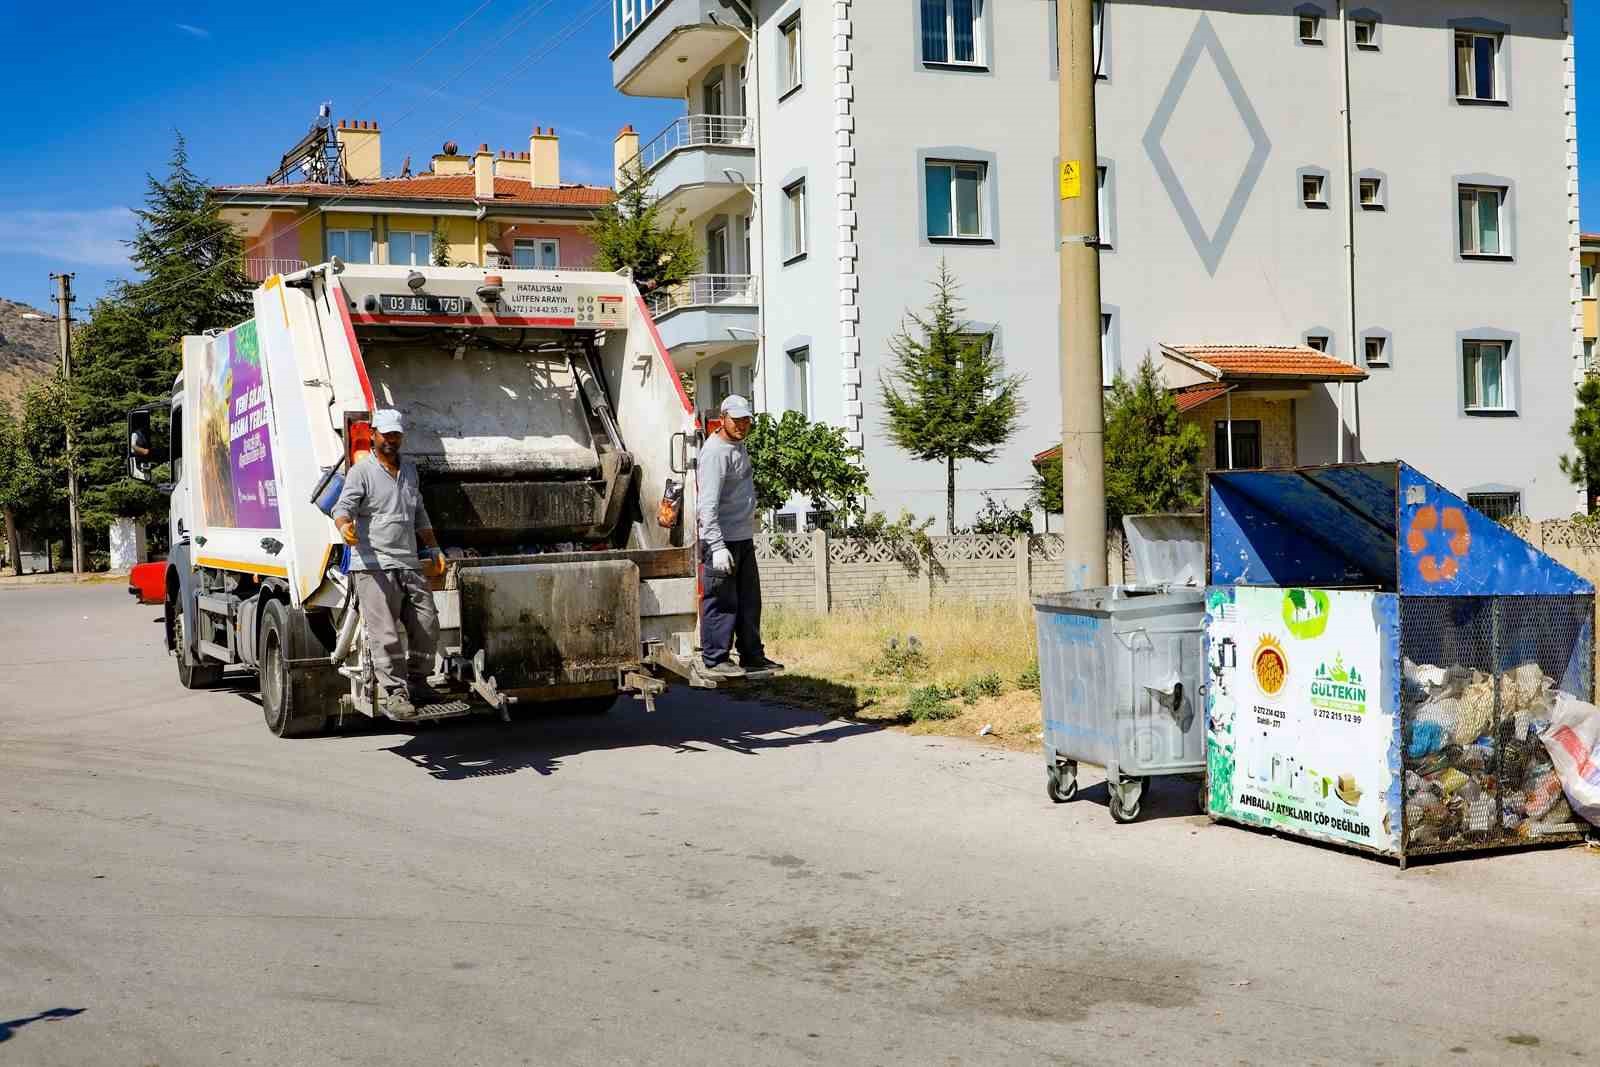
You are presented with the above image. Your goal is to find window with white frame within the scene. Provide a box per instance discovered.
[925,160,988,239]
[786,346,810,417]
[1364,335,1389,366]
[1467,491,1520,521]
[1299,13,1323,44]
[1049,1,1105,78]
[1353,19,1377,49]
[1585,338,1595,368]
[1306,334,1330,353]
[387,230,432,266]
[1583,264,1595,297]
[1458,185,1507,256]
[779,14,802,94]
[1455,30,1502,101]
[921,0,986,66]
[327,228,373,263]
[782,179,807,260]
[1463,340,1511,411]
[1359,176,1383,209]
[1100,312,1114,386]
[1302,173,1327,208]
[513,238,560,269]
[1096,165,1112,247]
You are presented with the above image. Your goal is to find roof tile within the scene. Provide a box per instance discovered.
[1163,343,1368,381]
[215,173,613,208]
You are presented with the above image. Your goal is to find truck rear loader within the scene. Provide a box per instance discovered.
[128,262,750,736]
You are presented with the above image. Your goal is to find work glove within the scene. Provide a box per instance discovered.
[711,547,734,575]
[339,522,360,546]
[423,548,447,578]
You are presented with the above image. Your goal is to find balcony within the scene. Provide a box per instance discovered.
[646,273,759,358]
[244,257,308,282]
[611,0,745,98]
[622,115,754,219]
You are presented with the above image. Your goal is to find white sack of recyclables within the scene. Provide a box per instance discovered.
[1539,693,1600,827]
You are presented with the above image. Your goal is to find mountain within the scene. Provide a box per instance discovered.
[0,298,58,409]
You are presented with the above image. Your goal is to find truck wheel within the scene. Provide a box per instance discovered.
[172,600,223,690]
[261,600,329,738]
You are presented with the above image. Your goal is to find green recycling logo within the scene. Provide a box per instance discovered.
[1282,589,1330,640]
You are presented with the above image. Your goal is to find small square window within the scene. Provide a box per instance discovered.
[1353,20,1377,49]
[925,159,989,239]
[1299,15,1322,44]
[1302,174,1327,207]
[1467,492,1520,521]
[1306,334,1330,353]
[1364,336,1388,366]
[922,0,987,67]
[1359,177,1382,209]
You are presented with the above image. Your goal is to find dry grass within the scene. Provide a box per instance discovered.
[749,599,1045,751]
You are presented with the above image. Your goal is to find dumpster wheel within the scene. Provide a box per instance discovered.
[1046,760,1078,803]
[1109,780,1143,824]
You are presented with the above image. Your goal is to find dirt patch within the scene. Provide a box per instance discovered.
[945,956,1202,1023]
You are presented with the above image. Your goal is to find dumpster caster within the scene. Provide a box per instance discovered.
[1047,760,1078,803]
[1109,779,1143,824]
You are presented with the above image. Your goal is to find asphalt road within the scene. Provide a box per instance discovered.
[3,583,1599,1065]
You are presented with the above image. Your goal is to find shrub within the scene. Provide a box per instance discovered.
[907,683,960,721]
[1019,661,1041,691]
[870,635,927,678]
[962,671,1004,703]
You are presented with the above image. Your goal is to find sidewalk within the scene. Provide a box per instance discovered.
[0,568,129,588]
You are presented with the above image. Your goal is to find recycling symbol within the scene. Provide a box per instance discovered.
[1406,505,1471,583]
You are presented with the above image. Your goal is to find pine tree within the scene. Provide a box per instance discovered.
[1560,375,1600,512]
[1103,357,1206,524]
[585,167,700,293]
[68,134,252,537]
[880,261,1024,533]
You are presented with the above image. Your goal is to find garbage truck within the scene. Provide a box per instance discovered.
[128,261,754,736]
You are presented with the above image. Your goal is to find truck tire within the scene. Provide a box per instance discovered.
[260,600,329,738]
[171,596,224,690]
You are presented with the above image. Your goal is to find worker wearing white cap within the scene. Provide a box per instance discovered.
[332,408,443,717]
[696,395,781,678]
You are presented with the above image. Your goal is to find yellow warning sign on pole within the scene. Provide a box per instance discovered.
[1059,160,1081,200]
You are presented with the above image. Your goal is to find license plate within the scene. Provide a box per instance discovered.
[377,293,469,316]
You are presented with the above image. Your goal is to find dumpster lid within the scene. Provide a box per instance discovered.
[1122,514,1203,586]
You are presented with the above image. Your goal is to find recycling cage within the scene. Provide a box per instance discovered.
[1203,461,1594,864]
[1034,515,1208,824]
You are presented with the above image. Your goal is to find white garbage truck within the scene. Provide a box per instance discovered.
[128,262,746,736]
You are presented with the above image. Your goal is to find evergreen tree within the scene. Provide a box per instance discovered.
[1102,357,1206,524]
[880,261,1024,533]
[585,167,700,293]
[430,222,452,267]
[1560,375,1600,512]
[68,134,252,536]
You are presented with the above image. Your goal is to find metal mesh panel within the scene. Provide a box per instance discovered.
[1400,595,1593,856]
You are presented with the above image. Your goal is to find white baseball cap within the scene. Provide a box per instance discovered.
[372,409,404,434]
[720,394,752,420]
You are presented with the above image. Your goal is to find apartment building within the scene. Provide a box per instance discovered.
[1583,232,1599,369]
[642,2,1579,525]
[216,120,611,283]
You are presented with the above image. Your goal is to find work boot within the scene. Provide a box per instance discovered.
[742,656,784,672]
[408,677,438,704]
[702,660,746,679]
[383,687,416,719]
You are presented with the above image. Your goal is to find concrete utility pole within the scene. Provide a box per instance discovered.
[51,272,84,574]
[1057,0,1107,589]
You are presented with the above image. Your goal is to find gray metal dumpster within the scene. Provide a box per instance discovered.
[1034,515,1206,823]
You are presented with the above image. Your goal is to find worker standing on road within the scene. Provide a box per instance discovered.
[697,395,782,678]
[332,409,443,717]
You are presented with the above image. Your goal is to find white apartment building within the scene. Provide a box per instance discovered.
[610,0,1583,527]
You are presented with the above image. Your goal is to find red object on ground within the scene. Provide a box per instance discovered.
[128,562,165,605]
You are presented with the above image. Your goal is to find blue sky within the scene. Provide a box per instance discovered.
[0,2,1596,311]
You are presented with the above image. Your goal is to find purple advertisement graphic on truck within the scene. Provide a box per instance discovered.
[198,320,280,529]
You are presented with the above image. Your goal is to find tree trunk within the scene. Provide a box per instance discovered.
[946,456,957,535]
[2,506,18,575]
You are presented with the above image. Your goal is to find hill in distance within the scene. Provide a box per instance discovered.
[0,298,58,409]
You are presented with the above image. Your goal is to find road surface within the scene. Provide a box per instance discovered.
[2,583,1598,1065]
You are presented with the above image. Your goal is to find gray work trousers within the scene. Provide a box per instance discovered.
[351,568,440,692]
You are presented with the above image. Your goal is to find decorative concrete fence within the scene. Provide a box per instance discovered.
[753,530,1131,613]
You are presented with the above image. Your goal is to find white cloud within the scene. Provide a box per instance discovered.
[0,208,137,268]
[175,23,210,38]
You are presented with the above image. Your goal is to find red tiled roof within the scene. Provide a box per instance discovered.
[1162,344,1368,382]
[1173,383,1232,413]
[1583,232,1600,247]
[215,174,613,208]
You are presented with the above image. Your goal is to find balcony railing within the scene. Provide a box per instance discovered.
[647,274,759,318]
[485,254,595,271]
[621,114,752,180]
[244,257,308,282]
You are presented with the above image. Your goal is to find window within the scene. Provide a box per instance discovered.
[925,160,988,239]
[806,510,833,532]
[1214,420,1263,470]
[706,222,728,276]
[513,238,560,269]
[779,15,802,95]
[1299,14,1322,44]
[1306,334,1330,353]
[1583,264,1595,297]
[787,346,811,417]
[327,228,373,264]
[1463,340,1509,411]
[1455,31,1501,102]
[1100,312,1114,386]
[1364,336,1389,367]
[1585,339,1595,368]
[170,403,184,481]
[1302,173,1327,208]
[1458,185,1506,256]
[710,370,733,409]
[1353,19,1377,49]
[1359,177,1382,209]
[1467,492,1520,521]
[782,179,807,261]
[1096,165,1112,247]
[921,0,985,66]
[1049,0,1106,78]
[387,230,432,267]
[774,513,799,533]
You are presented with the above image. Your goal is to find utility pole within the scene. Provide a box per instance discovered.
[1057,0,1107,589]
[51,272,84,574]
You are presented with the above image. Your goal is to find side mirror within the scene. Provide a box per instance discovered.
[126,407,165,485]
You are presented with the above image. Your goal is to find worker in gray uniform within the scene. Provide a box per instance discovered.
[332,408,443,717]
[697,395,782,678]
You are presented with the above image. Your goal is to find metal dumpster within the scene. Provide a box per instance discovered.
[1034,515,1207,823]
